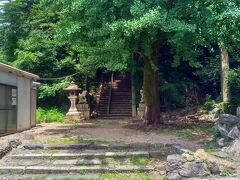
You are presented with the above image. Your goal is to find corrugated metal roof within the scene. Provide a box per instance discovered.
[0,63,39,80]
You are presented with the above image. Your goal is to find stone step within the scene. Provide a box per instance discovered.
[0,174,99,180]
[110,110,132,113]
[44,143,158,150]
[0,165,154,174]
[98,116,132,119]
[109,105,132,108]
[111,96,132,99]
[111,99,132,101]
[112,92,131,94]
[110,107,132,109]
[110,102,131,105]
[52,159,103,166]
[109,112,132,115]
[98,108,132,112]
[99,101,131,104]
[112,88,131,90]
[98,115,132,118]
[8,151,149,160]
[100,97,131,99]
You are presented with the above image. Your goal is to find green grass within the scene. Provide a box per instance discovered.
[130,157,149,166]
[36,107,65,123]
[156,126,218,139]
[220,167,236,177]
[49,149,60,154]
[50,178,94,180]
[48,173,152,180]
[98,172,152,180]
[32,136,119,145]
[201,139,218,153]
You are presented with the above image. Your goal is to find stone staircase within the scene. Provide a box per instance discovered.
[0,142,172,179]
[98,73,132,119]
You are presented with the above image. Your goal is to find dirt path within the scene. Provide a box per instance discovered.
[1,119,210,151]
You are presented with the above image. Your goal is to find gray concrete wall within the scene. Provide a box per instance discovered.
[0,70,33,132]
[17,76,32,131]
[0,71,17,86]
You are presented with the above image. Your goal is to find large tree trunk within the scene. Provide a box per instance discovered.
[220,47,231,102]
[142,41,161,125]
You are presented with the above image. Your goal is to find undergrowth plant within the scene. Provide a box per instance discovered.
[36,107,65,123]
[202,95,236,114]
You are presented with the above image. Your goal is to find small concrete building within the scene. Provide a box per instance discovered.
[0,63,39,136]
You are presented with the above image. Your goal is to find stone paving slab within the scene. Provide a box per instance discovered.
[8,151,150,159]
[24,144,44,150]
[0,158,49,166]
[0,166,25,174]
[45,174,99,180]
[25,166,70,174]
[0,174,99,180]
[45,143,91,150]
[0,165,155,174]
[52,159,103,166]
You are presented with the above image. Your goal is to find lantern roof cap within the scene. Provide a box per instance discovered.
[65,81,80,91]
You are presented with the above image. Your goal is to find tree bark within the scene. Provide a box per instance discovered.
[220,47,231,102]
[142,41,161,125]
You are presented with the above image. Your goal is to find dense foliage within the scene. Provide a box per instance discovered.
[0,0,240,122]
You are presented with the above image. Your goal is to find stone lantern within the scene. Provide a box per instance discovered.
[65,82,83,121]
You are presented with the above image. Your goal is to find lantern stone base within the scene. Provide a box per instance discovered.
[77,103,90,120]
[65,111,84,121]
[137,103,145,119]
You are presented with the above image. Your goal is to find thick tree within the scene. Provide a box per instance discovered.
[49,0,195,125]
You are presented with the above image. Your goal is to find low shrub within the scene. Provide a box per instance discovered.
[36,107,65,123]
[202,95,236,114]
[202,95,216,111]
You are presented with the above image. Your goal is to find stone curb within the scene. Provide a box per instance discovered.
[52,159,103,165]
[0,165,155,174]
[8,151,150,159]
[170,144,193,155]
[33,143,167,150]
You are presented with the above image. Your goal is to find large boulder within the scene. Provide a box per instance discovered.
[216,114,240,143]
[166,154,182,172]
[166,151,214,179]
[218,114,240,126]
[223,139,240,157]
[217,140,240,161]
[194,149,208,161]
[8,139,22,148]
[178,161,210,178]
[228,126,240,140]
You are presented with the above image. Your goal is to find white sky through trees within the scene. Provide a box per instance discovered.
[0,0,10,13]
